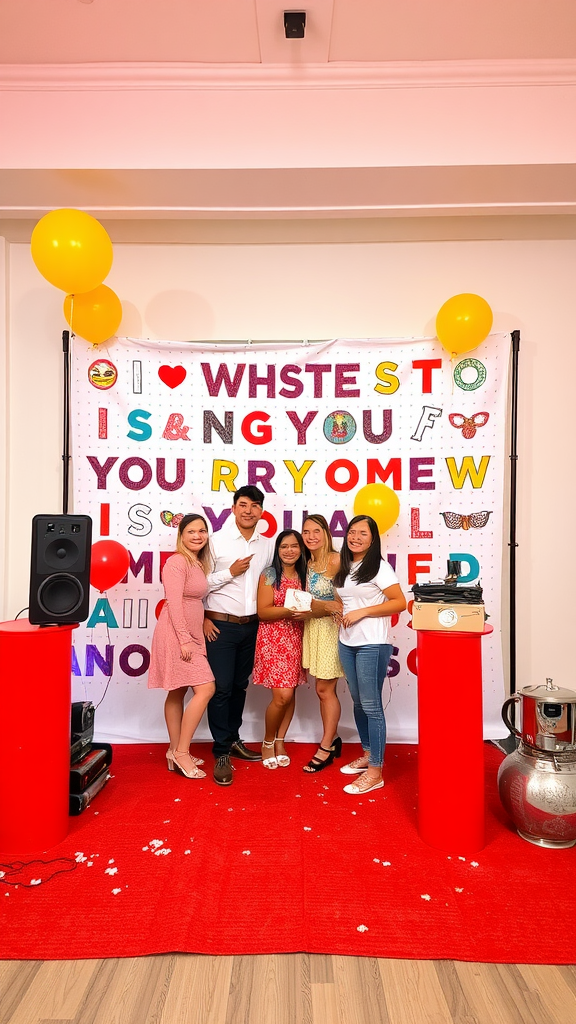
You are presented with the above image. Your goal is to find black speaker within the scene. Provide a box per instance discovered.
[29,514,92,625]
[71,700,95,737]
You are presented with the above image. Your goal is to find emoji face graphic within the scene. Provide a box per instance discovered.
[323,410,357,444]
[88,359,118,390]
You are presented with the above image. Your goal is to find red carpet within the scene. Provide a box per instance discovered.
[1,743,575,963]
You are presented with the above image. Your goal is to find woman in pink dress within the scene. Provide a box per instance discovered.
[252,530,311,768]
[148,514,215,779]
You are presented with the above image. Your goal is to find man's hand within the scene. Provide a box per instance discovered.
[229,555,253,577]
[203,618,220,642]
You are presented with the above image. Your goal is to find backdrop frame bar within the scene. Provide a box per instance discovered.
[62,329,71,515]
[509,329,521,699]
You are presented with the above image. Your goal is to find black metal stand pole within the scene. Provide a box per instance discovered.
[491,329,521,753]
[509,329,520,700]
[62,330,71,515]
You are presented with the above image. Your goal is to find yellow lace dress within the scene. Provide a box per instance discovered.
[302,566,343,679]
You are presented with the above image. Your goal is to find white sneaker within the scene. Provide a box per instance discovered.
[343,773,384,795]
[340,756,370,775]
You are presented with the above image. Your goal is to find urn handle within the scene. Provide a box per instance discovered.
[501,695,521,737]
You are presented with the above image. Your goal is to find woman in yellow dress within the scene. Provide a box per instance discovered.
[301,515,344,773]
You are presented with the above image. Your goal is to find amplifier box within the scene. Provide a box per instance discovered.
[71,701,95,736]
[70,743,113,794]
[412,602,485,632]
[71,727,94,766]
[69,764,110,816]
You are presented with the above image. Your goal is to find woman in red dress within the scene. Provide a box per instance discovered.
[148,514,216,779]
[252,531,311,768]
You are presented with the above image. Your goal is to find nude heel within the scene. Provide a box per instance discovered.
[173,750,206,779]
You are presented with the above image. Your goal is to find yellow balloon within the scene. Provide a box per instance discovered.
[435,293,493,356]
[64,285,122,345]
[31,209,113,294]
[353,484,400,535]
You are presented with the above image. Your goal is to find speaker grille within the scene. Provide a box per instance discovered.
[43,537,81,571]
[38,574,84,616]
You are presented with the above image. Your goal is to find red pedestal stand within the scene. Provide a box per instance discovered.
[0,619,76,855]
[415,625,493,856]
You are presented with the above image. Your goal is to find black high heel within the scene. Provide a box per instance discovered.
[302,738,341,774]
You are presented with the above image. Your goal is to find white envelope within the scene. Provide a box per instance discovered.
[284,589,312,611]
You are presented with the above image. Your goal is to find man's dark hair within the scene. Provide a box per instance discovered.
[233,485,265,506]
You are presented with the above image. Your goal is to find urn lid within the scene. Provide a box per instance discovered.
[520,678,576,704]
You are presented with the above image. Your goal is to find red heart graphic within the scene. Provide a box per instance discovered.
[158,365,186,389]
[160,511,184,529]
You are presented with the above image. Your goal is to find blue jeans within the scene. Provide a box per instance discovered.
[338,642,393,767]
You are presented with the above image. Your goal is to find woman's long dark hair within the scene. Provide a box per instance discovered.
[269,530,307,590]
[334,516,382,587]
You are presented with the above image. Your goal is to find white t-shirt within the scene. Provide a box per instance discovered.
[336,560,399,647]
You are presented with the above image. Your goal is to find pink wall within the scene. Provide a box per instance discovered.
[1,76,575,171]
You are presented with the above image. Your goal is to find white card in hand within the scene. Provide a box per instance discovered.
[284,589,312,611]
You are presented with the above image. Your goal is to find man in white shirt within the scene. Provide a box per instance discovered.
[204,486,275,785]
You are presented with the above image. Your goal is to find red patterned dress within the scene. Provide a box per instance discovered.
[252,570,307,689]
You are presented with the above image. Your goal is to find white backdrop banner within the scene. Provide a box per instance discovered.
[71,334,510,743]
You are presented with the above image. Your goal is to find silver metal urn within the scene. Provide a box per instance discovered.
[497,678,576,848]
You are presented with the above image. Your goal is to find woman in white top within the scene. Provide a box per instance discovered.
[334,515,406,795]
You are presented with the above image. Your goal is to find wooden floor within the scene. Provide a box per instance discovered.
[2,955,576,1024]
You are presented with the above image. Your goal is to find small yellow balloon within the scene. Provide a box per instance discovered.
[435,293,493,356]
[31,209,113,294]
[64,285,122,345]
[353,484,400,535]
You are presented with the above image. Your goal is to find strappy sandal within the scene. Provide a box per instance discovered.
[172,750,207,779]
[166,749,204,771]
[274,737,290,767]
[261,739,278,769]
[302,740,338,773]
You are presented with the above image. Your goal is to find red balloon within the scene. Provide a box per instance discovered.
[90,540,130,593]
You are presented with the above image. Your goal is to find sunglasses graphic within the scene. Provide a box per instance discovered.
[440,511,492,530]
[448,412,489,439]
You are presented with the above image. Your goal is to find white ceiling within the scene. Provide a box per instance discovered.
[1,0,575,65]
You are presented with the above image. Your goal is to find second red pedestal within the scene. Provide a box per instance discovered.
[416,625,492,856]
